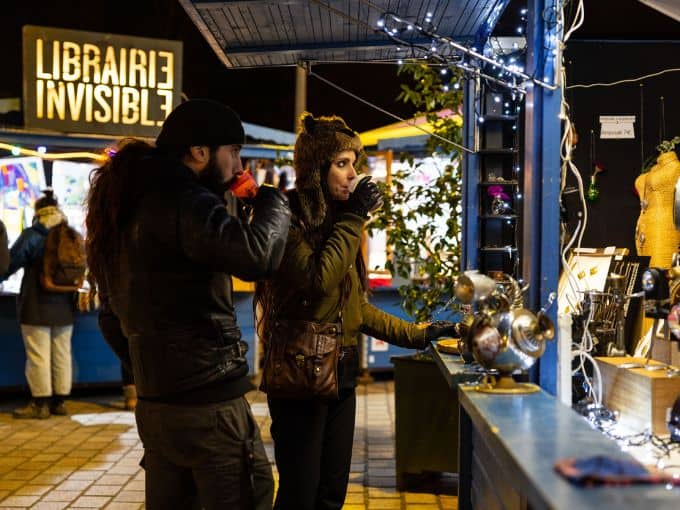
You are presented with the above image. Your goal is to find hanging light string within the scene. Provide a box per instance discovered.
[567,67,680,89]
[308,0,539,93]
[378,12,559,91]
[307,68,475,154]
[0,142,107,162]
[381,31,524,93]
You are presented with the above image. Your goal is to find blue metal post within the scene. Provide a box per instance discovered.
[523,0,563,394]
[462,79,479,271]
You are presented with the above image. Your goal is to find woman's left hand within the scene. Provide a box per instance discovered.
[424,320,459,341]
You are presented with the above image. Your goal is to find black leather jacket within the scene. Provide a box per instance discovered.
[99,159,290,400]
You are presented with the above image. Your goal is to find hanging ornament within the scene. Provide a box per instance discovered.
[586,175,599,201]
[586,162,605,202]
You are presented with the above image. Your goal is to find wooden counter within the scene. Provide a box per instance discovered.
[430,345,680,509]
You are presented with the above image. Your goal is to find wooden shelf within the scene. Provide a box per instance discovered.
[480,246,518,253]
[480,180,518,186]
[482,114,518,122]
[477,148,518,155]
[480,214,518,220]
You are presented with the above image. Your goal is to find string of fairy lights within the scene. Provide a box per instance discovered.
[0,142,108,162]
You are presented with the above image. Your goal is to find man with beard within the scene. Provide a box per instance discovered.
[85,99,290,509]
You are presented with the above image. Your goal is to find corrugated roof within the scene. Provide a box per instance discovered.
[180,0,511,68]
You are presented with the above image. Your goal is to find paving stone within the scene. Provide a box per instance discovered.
[68,471,105,481]
[404,492,439,503]
[42,489,82,502]
[344,491,365,504]
[55,479,93,491]
[13,484,52,496]
[112,490,144,503]
[5,469,41,481]
[31,453,63,462]
[123,480,144,491]
[85,485,122,497]
[367,499,402,509]
[31,501,69,510]
[104,502,142,509]
[28,502,71,510]
[0,481,23,491]
[95,475,131,486]
[0,494,41,506]
[70,495,111,508]
[439,494,459,509]
[368,486,400,499]
[367,475,397,488]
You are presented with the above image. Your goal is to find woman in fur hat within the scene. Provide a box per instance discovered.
[255,113,458,509]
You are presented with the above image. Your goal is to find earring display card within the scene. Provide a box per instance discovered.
[558,253,613,315]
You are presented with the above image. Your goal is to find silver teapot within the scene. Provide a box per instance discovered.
[454,271,555,393]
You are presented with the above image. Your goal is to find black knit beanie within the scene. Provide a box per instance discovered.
[155,99,245,148]
[35,189,58,210]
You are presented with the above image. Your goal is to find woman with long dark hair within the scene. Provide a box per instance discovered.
[85,99,291,509]
[255,112,457,510]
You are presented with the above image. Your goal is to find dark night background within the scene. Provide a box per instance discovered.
[1,0,678,133]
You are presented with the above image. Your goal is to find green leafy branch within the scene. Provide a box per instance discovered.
[368,62,465,321]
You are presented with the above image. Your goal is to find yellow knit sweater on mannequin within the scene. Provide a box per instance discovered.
[634,151,680,267]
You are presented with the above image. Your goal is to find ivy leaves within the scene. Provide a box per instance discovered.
[369,62,465,322]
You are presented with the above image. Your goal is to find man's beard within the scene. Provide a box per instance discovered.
[198,155,228,197]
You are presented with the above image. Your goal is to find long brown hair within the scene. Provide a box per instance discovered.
[254,193,368,343]
[85,138,156,287]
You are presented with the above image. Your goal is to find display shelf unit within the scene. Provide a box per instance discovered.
[476,90,522,277]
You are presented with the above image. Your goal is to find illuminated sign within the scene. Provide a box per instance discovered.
[22,25,182,137]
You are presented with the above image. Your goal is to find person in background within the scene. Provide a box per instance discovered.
[254,112,458,510]
[1,190,75,419]
[0,219,9,274]
[86,99,290,510]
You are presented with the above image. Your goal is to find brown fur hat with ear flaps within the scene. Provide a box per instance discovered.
[294,112,363,228]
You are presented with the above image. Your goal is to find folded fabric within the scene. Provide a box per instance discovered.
[554,455,680,486]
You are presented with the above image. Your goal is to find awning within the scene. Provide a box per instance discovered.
[359,109,462,147]
[180,0,512,68]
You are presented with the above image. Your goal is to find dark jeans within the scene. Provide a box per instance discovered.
[268,390,356,510]
[136,396,274,510]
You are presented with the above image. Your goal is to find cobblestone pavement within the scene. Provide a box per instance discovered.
[0,380,457,509]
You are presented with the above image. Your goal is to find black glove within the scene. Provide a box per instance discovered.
[424,320,459,341]
[345,177,383,218]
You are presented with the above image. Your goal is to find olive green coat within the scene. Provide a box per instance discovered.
[274,209,428,349]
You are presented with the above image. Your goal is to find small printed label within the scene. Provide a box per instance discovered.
[600,115,636,139]
[601,123,634,139]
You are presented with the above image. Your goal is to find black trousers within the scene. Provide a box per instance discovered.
[136,396,274,510]
[268,389,356,510]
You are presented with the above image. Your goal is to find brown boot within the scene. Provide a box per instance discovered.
[123,385,137,411]
[13,399,50,419]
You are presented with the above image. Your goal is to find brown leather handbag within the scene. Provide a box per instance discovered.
[261,319,342,400]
